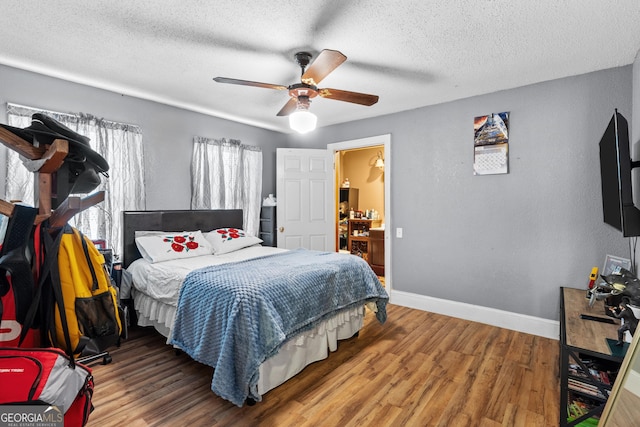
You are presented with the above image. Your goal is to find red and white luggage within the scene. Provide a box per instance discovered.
[0,347,94,426]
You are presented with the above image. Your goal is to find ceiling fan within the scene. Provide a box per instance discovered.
[213,49,379,132]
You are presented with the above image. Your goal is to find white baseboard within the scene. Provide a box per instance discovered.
[390,290,559,340]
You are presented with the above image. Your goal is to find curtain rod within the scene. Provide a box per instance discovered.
[7,102,140,129]
[8,102,76,119]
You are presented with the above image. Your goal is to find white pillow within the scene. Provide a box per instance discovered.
[205,228,262,255]
[135,230,213,263]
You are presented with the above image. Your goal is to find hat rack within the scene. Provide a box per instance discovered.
[0,199,15,217]
[0,127,105,227]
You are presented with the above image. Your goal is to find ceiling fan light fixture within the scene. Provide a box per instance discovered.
[213,49,378,132]
[289,110,317,134]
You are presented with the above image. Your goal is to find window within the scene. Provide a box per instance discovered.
[191,136,262,236]
[2,103,146,258]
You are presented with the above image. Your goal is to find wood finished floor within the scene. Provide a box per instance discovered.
[87,304,560,426]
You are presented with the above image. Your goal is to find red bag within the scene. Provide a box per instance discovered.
[0,347,94,426]
[0,282,40,347]
[0,205,40,348]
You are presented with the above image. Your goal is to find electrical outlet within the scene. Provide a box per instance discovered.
[396,227,403,238]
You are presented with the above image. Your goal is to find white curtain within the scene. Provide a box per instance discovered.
[191,136,262,236]
[4,103,146,259]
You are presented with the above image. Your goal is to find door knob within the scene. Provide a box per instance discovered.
[279,226,284,232]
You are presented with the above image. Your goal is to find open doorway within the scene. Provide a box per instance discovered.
[329,135,390,290]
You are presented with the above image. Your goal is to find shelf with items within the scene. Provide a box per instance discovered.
[350,238,369,261]
[338,187,358,251]
[259,206,277,247]
[567,355,616,400]
[347,218,381,239]
[347,219,382,271]
[566,393,603,426]
[559,287,624,426]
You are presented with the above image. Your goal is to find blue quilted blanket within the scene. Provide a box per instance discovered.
[169,248,388,406]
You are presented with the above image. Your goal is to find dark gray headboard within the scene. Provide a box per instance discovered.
[121,209,244,268]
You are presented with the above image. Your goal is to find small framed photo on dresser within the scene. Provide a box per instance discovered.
[602,254,632,277]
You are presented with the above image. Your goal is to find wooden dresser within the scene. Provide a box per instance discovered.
[347,219,383,275]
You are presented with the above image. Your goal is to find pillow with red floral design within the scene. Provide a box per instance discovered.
[135,230,213,263]
[205,228,262,255]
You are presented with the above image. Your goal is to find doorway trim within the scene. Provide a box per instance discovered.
[328,134,391,296]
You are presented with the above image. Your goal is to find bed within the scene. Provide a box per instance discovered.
[121,209,389,407]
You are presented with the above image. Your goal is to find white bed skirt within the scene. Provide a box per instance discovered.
[133,290,364,395]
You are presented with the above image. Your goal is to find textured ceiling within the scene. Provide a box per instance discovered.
[1,1,639,133]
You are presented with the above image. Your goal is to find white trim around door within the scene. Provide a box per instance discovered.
[328,134,392,296]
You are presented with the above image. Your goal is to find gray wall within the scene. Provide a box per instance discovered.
[1,62,635,322]
[294,66,633,321]
[0,64,286,209]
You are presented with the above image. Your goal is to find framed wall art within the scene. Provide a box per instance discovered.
[473,111,509,175]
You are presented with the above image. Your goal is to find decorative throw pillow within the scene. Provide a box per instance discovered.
[135,230,213,263]
[205,228,263,255]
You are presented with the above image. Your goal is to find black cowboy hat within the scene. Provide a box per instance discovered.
[0,113,109,194]
[0,113,109,172]
[66,163,103,194]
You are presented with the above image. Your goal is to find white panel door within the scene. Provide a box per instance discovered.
[276,148,333,250]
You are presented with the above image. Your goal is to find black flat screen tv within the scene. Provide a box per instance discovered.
[599,110,640,237]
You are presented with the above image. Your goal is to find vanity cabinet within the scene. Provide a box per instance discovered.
[369,228,385,276]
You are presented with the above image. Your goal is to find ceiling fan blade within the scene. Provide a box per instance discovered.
[213,77,287,91]
[276,98,299,116]
[301,49,346,86]
[318,88,379,106]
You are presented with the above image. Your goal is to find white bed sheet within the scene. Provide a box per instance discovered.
[128,245,286,305]
[127,245,365,395]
